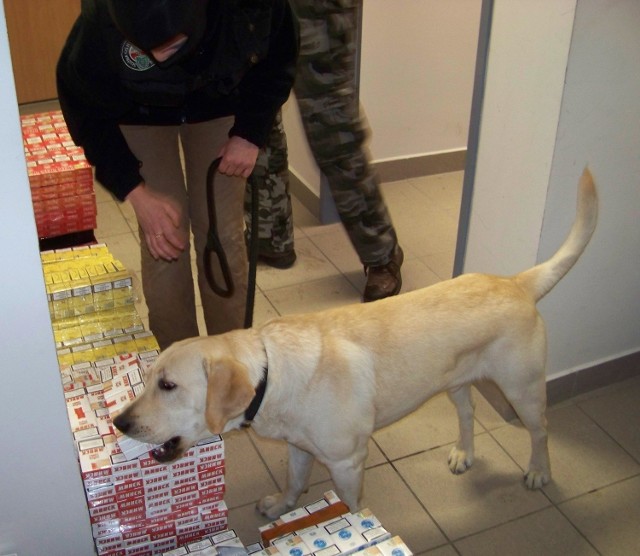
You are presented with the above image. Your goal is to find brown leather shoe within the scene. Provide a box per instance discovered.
[362,246,404,302]
[257,249,297,269]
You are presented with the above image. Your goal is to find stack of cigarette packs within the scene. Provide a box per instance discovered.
[21,110,97,239]
[66,351,228,555]
[46,244,229,554]
[248,491,413,556]
[41,244,158,367]
[42,244,135,322]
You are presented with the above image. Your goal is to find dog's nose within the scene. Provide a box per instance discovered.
[113,413,130,434]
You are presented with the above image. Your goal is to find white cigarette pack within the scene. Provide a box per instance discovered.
[162,528,248,555]
[273,534,312,556]
[357,536,413,556]
[298,526,336,554]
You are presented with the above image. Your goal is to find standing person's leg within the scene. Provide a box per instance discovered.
[181,117,248,335]
[245,111,296,269]
[119,124,199,349]
[290,0,402,301]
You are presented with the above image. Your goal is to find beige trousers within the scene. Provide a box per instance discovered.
[120,117,247,349]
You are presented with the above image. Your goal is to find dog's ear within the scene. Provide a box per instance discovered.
[203,357,255,433]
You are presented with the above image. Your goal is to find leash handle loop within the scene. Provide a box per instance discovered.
[203,155,260,329]
[204,157,235,298]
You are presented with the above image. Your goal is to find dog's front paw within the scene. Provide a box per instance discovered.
[256,493,292,520]
[524,468,550,489]
[448,446,474,475]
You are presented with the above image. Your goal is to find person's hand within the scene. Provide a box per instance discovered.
[218,136,259,178]
[125,182,187,261]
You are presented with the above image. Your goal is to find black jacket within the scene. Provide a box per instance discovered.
[57,0,298,200]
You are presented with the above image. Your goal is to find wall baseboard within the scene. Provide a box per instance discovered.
[374,149,467,183]
[476,349,640,422]
[289,149,467,219]
[289,169,321,221]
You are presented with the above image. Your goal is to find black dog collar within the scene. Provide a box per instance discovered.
[242,366,268,427]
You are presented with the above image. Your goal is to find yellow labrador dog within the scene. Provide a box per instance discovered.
[114,169,597,519]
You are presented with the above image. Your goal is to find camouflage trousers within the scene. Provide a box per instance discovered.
[246,0,398,265]
[244,111,294,255]
[291,0,398,266]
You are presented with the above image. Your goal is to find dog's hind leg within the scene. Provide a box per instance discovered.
[497,377,551,489]
[257,443,314,519]
[447,384,476,474]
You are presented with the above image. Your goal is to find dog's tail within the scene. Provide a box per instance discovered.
[515,168,598,302]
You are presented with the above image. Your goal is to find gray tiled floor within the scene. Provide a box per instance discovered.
[93,170,640,555]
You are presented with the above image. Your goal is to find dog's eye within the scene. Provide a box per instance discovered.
[158,379,177,391]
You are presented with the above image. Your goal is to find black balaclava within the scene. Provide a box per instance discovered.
[106,0,209,66]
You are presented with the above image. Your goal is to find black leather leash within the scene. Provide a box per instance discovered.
[204,156,259,329]
[204,156,267,424]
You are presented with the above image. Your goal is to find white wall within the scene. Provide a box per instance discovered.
[464,0,578,275]
[0,3,95,554]
[465,0,640,379]
[360,0,481,162]
[283,0,481,196]
[538,0,640,376]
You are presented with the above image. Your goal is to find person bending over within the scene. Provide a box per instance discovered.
[57,0,298,348]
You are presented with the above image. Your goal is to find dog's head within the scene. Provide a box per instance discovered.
[112,337,256,462]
